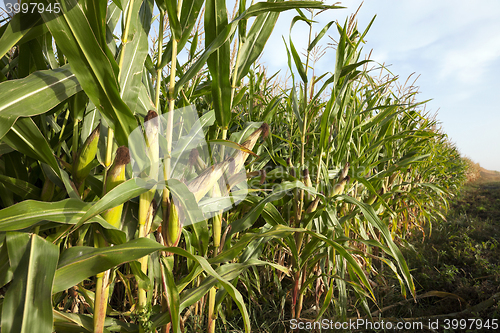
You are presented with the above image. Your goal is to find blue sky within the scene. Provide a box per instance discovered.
[259,0,500,171]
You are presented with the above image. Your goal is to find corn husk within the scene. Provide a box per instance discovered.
[332,175,350,196]
[212,214,222,248]
[187,123,269,202]
[102,147,130,228]
[165,200,181,247]
[74,124,100,185]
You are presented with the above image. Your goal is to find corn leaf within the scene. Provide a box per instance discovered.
[1,232,59,333]
[53,237,165,293]
[40,0,136,146]
[0,65,81,140]
[2,117,60,175]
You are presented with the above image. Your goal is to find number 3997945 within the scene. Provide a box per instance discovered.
[4,2,61,15]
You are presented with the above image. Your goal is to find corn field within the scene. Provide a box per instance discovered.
[0,1,470,332]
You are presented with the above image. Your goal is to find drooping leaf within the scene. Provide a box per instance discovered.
[2,117,60,175]
[53,237,165,293]
[0,198,117,232]
[0,65,81,140]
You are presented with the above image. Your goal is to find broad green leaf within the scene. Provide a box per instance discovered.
[77,179,151,226]
[228,121,262,144]
[289,36,307,83]
[53,310,139,332]
[0,240,12,287]
[159,0,205,68]
[308,21,334,51]
[235,9,279,83]
[0,174,41,200]
[169,109,215,173]
[152,247,251,333]
[161,257,181,333]
[0,198,117,232]
[1,232,59,333]
[40,0,137,146]
[53,237,165,293]
[238,1,341,19]
[2,117,60,175]
[0,65,81,140]
[212,224,296,265]
[166,179,205,227]
[340,194,415,296]
[177,1,337,94]
[118,0,152,113]
[0,12,42,59]
[165,1,182,41]
[181,258,287,309]
[228,181,322,237]
[208,139,258,156]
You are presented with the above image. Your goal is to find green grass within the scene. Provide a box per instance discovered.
[377,180,500,328]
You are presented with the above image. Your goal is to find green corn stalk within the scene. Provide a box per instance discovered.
[93,234,110,333]
[303,168,313,203]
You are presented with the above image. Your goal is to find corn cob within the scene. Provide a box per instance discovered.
[332,175,350,196]
[165,200,181,247]
[101,146,130,228]
[73,124,100,187]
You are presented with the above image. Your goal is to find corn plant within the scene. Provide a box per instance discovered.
[0,1,470,333]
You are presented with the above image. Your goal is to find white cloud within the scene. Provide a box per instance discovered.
[436,28,500,84]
